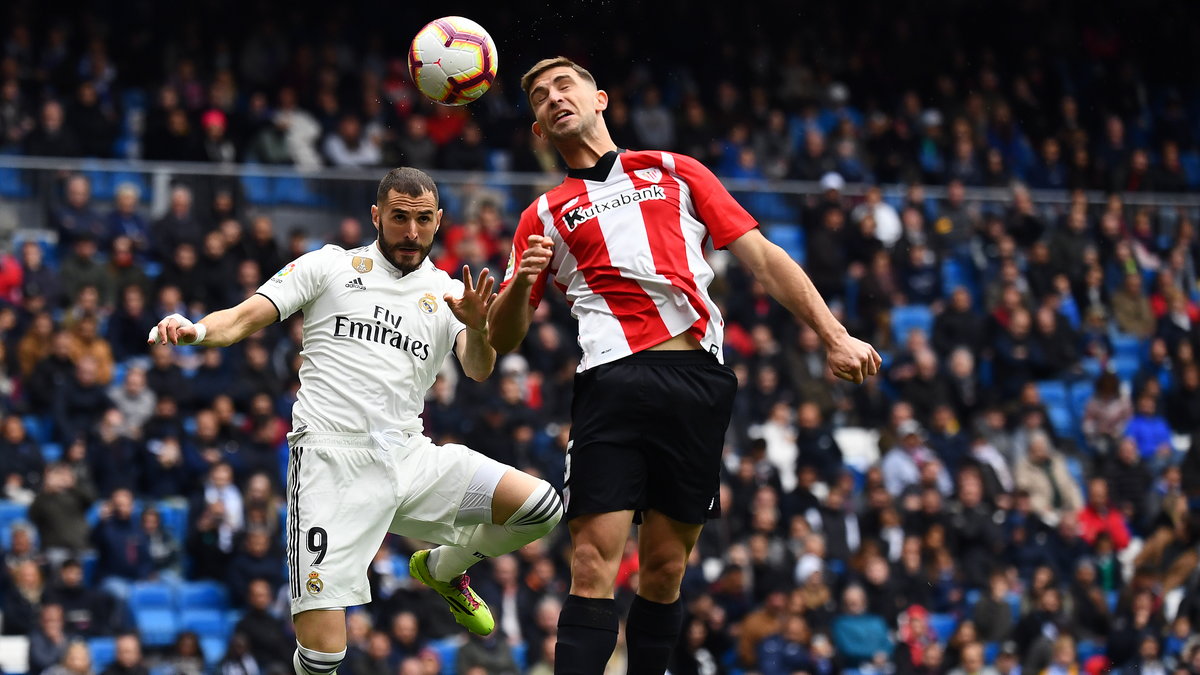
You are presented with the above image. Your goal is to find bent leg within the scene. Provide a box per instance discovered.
[625,509,704,675]
[426,466,563,581]
[293,609,347,674]
[554,510,635,675]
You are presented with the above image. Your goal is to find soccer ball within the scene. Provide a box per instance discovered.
[408,16,498,106]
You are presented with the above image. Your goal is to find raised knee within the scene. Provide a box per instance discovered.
[510,480,562,538]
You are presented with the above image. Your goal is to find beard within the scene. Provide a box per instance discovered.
[377,227,432,274]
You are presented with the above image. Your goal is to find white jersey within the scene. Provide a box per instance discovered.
[256,243,467,435]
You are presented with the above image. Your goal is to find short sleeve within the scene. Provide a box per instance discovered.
[670,152,759,249]
[255,249,329,320]
[498,203,551,308]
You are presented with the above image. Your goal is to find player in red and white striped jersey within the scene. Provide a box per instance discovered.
[490,57,881,675]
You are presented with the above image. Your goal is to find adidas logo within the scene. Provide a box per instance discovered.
[345,277,366,290]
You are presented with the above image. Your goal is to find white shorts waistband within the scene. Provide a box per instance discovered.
[288,429,424,449]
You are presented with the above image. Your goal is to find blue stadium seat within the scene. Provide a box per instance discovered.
[23,415,50,444]
[429,637,461,675]
[0,502,28,530]
[512,641,527,668]
[179,581,230,611]
[1034,381,1069,409]
[179,608,227,640]
[201,636,227,667]
[1110,333,1144,360]
[273,175,321,206]
[929,613,957,643]
[241,174,274,205]
[1112,355,1140,383]
[1005,592,1021,619]
[129,581,175,610]
[1180,152,1200,188]
[891,305,933,348]
[156,501,189,545]
[983,642,1000,665]
[41,442,63,462]
[766,223,805,264]
[1077,640,1105,663]
[224,609,243,635]
[80,552,98,584]
[1066,456,1086,497]
[88,637,117,671]
[0,168,30,197]
[964,589,982,611]
[134,607,179,647]
[1069,381,1094,420]
[1106,590,1119,612]
[1047,405,1074,438]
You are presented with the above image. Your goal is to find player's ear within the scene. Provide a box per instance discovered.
[531,119,545,140]
[370,204,380,230]
[435,208,443,231]
[595,89,609,112]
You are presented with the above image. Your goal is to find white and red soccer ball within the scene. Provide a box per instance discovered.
[408,16,498,106]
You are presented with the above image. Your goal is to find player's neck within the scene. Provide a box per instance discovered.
[556,130,618,170]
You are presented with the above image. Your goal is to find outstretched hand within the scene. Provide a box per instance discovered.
[827,333,882,384]
[445,265,496,332]
[147,314,201,346]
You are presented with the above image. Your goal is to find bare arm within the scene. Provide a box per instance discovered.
[446,266,498,382]
[488,235,553,354]
[726,228,881,383]
[455,327,496,382]
[148,294,279,348]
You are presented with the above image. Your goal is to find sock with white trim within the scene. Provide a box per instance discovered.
[293,642,346,675]
[428,479,563,581]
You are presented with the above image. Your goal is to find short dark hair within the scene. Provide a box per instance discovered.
[520,56,596,100]
[376,167,438,208]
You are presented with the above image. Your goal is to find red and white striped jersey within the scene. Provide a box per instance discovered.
[501,150,758,370]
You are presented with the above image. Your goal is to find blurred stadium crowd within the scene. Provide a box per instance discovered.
[1,1,1200,675]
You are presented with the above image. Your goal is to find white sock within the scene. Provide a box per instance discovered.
[428,480,562,581]
[293,642,346,675]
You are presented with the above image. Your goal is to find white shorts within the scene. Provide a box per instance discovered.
[284,430,508,615]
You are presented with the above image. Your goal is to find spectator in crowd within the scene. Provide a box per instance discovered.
[98,633,148,675]
[831,584,892,668]
[1014,431,1082,526]
[24,100,80,158]
[1077,477,1132,552]
[41,640,93,675]
[3,559,46,636]
[161,632,205,675]
[91,488,150,596]
[105,184,151,255]
[1125,392,1176,468]
[45,557,115,634]
[60,237,113,310]
[29,463,94,553]
[233,578,292,672]
[1082,372,1132,456]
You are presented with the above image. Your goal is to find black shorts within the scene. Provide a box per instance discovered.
[564,349,737,525]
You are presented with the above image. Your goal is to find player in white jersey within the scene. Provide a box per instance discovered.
[148,168,562,675]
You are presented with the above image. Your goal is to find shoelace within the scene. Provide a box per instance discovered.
[454,575,480,610]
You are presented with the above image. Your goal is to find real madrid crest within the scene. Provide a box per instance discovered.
[419,293,438,314]
[351,256,373,274]
[306,571,324,595]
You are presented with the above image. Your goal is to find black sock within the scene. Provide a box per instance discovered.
[555,595,620,675]
[625,594,684,675]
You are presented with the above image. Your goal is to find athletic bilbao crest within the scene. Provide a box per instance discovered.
[634,167,662,183]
